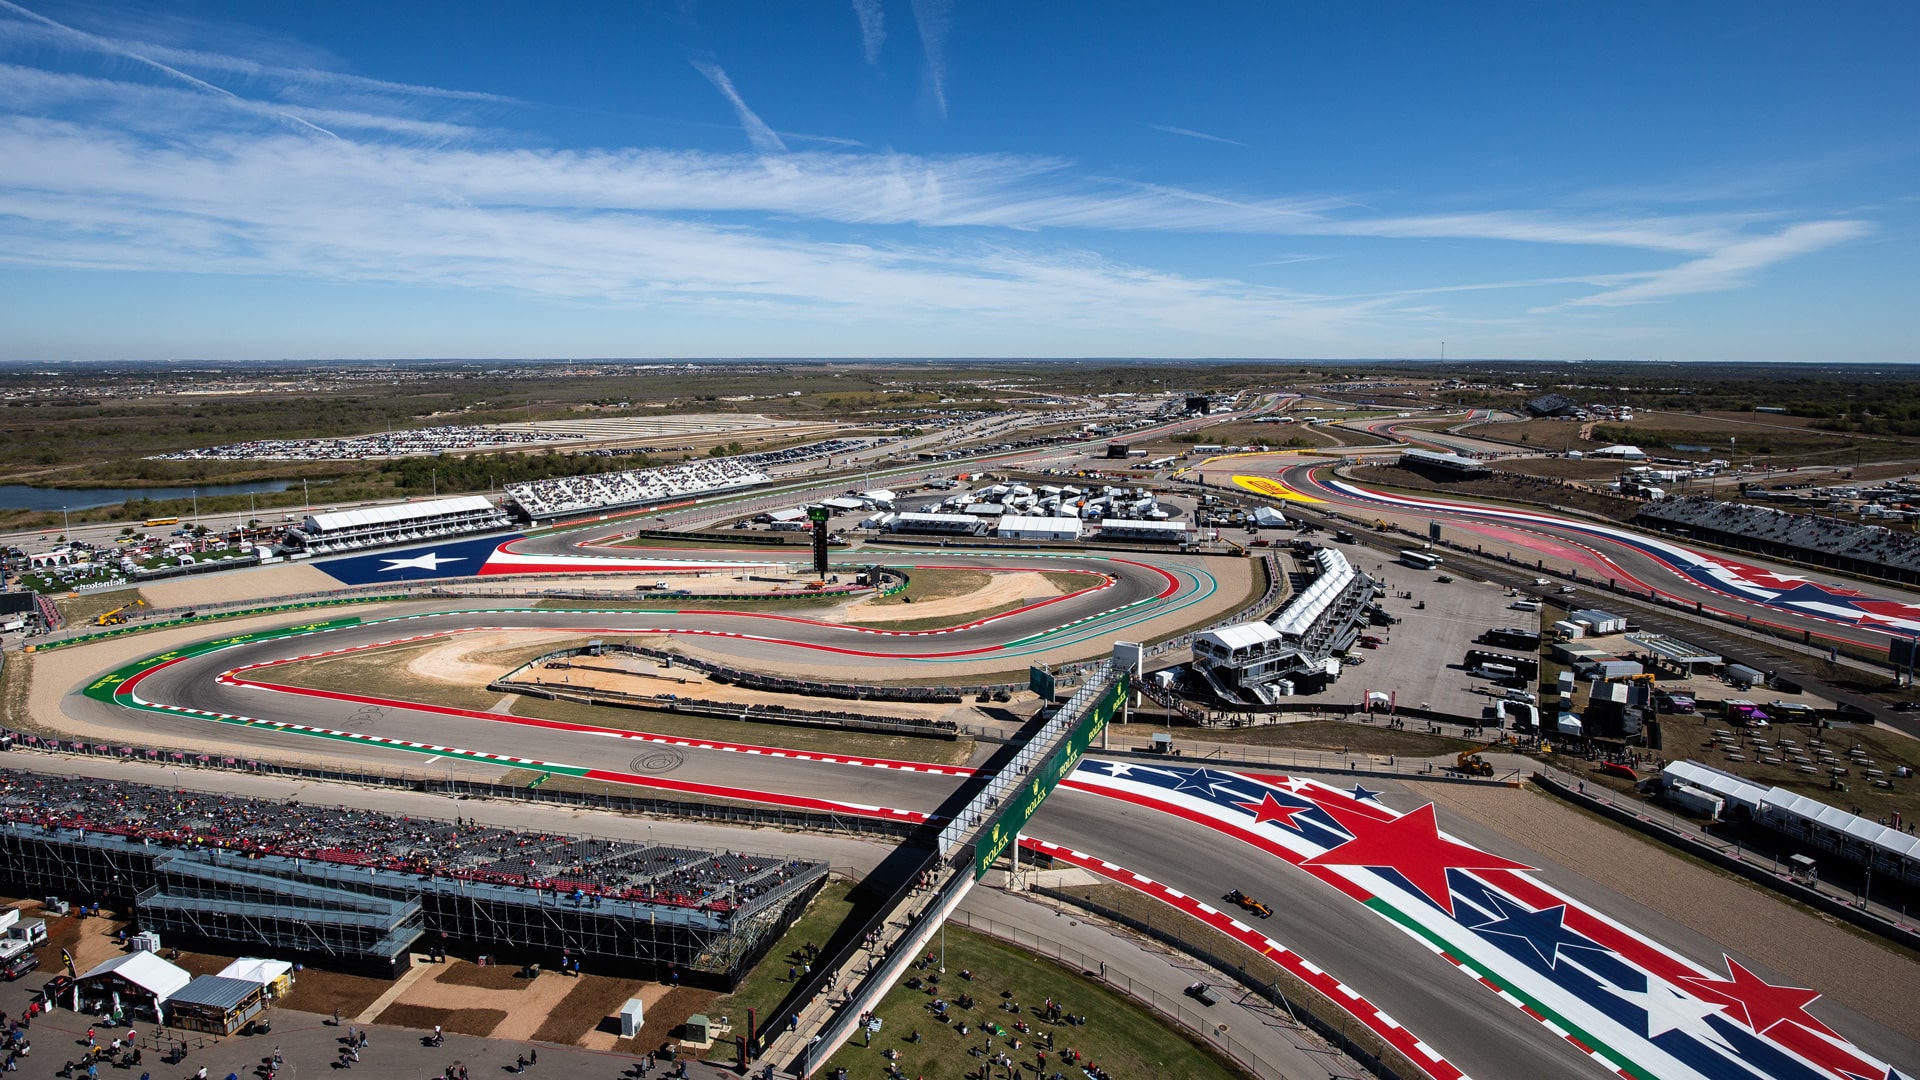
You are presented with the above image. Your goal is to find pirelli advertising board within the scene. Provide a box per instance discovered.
[974,670,1130,879]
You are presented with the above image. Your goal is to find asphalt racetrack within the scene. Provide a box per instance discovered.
[42,520,1920,1080]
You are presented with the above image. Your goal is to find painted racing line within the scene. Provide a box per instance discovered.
[1062,758,1906,1080]
[1017,836,1472,1080]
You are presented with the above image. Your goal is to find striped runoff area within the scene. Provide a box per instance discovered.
[1064,759,1906,1080]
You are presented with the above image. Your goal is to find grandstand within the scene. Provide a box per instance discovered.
[1092,519,1194,543]
[505,458,773,520]
[283,495,512,555]
[885,512,988,537]
[1191,547,1374,704]
[0,769,826,985]
[1398,448,1492,479]
[1638,495,1920,585]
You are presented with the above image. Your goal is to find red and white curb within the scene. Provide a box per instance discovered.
[1020,838,1471,1080]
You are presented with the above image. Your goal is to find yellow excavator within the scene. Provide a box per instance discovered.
[96,598,147,626]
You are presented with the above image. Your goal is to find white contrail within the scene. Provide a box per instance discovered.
[0,0,340,139]
[689,59,787,155]
[852,0,885,65]
[910,0,952,118]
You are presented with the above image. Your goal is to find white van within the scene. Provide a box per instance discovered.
[1510,599,1541,611]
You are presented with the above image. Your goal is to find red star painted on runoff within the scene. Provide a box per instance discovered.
[1236,792,1310,828]
[1302,801,1534,915]
[1680,957,1836,1039]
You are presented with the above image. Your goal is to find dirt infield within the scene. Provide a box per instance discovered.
[1410,780,1920,1041]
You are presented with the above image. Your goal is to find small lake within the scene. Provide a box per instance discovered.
[0,480,297,512]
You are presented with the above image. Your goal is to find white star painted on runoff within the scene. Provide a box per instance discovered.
[379,552,465,573]
[1279,776,1318,794]
[1604,978,1734,1047]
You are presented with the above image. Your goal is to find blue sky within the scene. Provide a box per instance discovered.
[0,1,1914,362]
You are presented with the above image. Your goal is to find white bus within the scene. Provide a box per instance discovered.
[1399,550,1442,571]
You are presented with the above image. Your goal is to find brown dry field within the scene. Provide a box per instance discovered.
[288,968,408,1020]
[1410,781,1920,1041]
[377,1003,510,1037]
[531,973,654,1044]
[437,962,533,991]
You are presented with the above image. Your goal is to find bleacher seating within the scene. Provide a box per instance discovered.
[505,459,773,519]
[0,770,814,914]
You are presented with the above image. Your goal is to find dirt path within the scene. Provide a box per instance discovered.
[1408,780,1920,1041]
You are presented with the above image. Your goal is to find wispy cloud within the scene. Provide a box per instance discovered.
[852,0,886,66]
[910,0,952,119]
[0,5,1878,354]
[1149,124,1244,147]
[1556,220,1871,308]
[688,59,787,155]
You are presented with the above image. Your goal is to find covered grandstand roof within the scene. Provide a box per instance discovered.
[1271,548,1357,638]
[1662,761,1768,811]
[997,515,1081,539]
[1763,789,1920,862]
[303,495,495,535]
[1196,622,1284,652]
[1665,760,1920,864]
[1094,519,1192,537]
[1398,448,1491,474]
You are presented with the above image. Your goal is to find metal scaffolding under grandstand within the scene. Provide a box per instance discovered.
[0,770,826,986]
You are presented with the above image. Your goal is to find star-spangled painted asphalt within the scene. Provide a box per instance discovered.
[1053,758,1916,1080]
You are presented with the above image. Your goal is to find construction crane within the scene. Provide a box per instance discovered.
[95,598,147,626]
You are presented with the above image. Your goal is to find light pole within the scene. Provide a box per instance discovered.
[60,504,69,540]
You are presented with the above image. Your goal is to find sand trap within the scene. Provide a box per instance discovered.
[839,570,1073,624]
[403,629,590,686]
[138,561,344,607]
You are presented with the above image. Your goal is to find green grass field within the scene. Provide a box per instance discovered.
[814,925,1253,1080]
